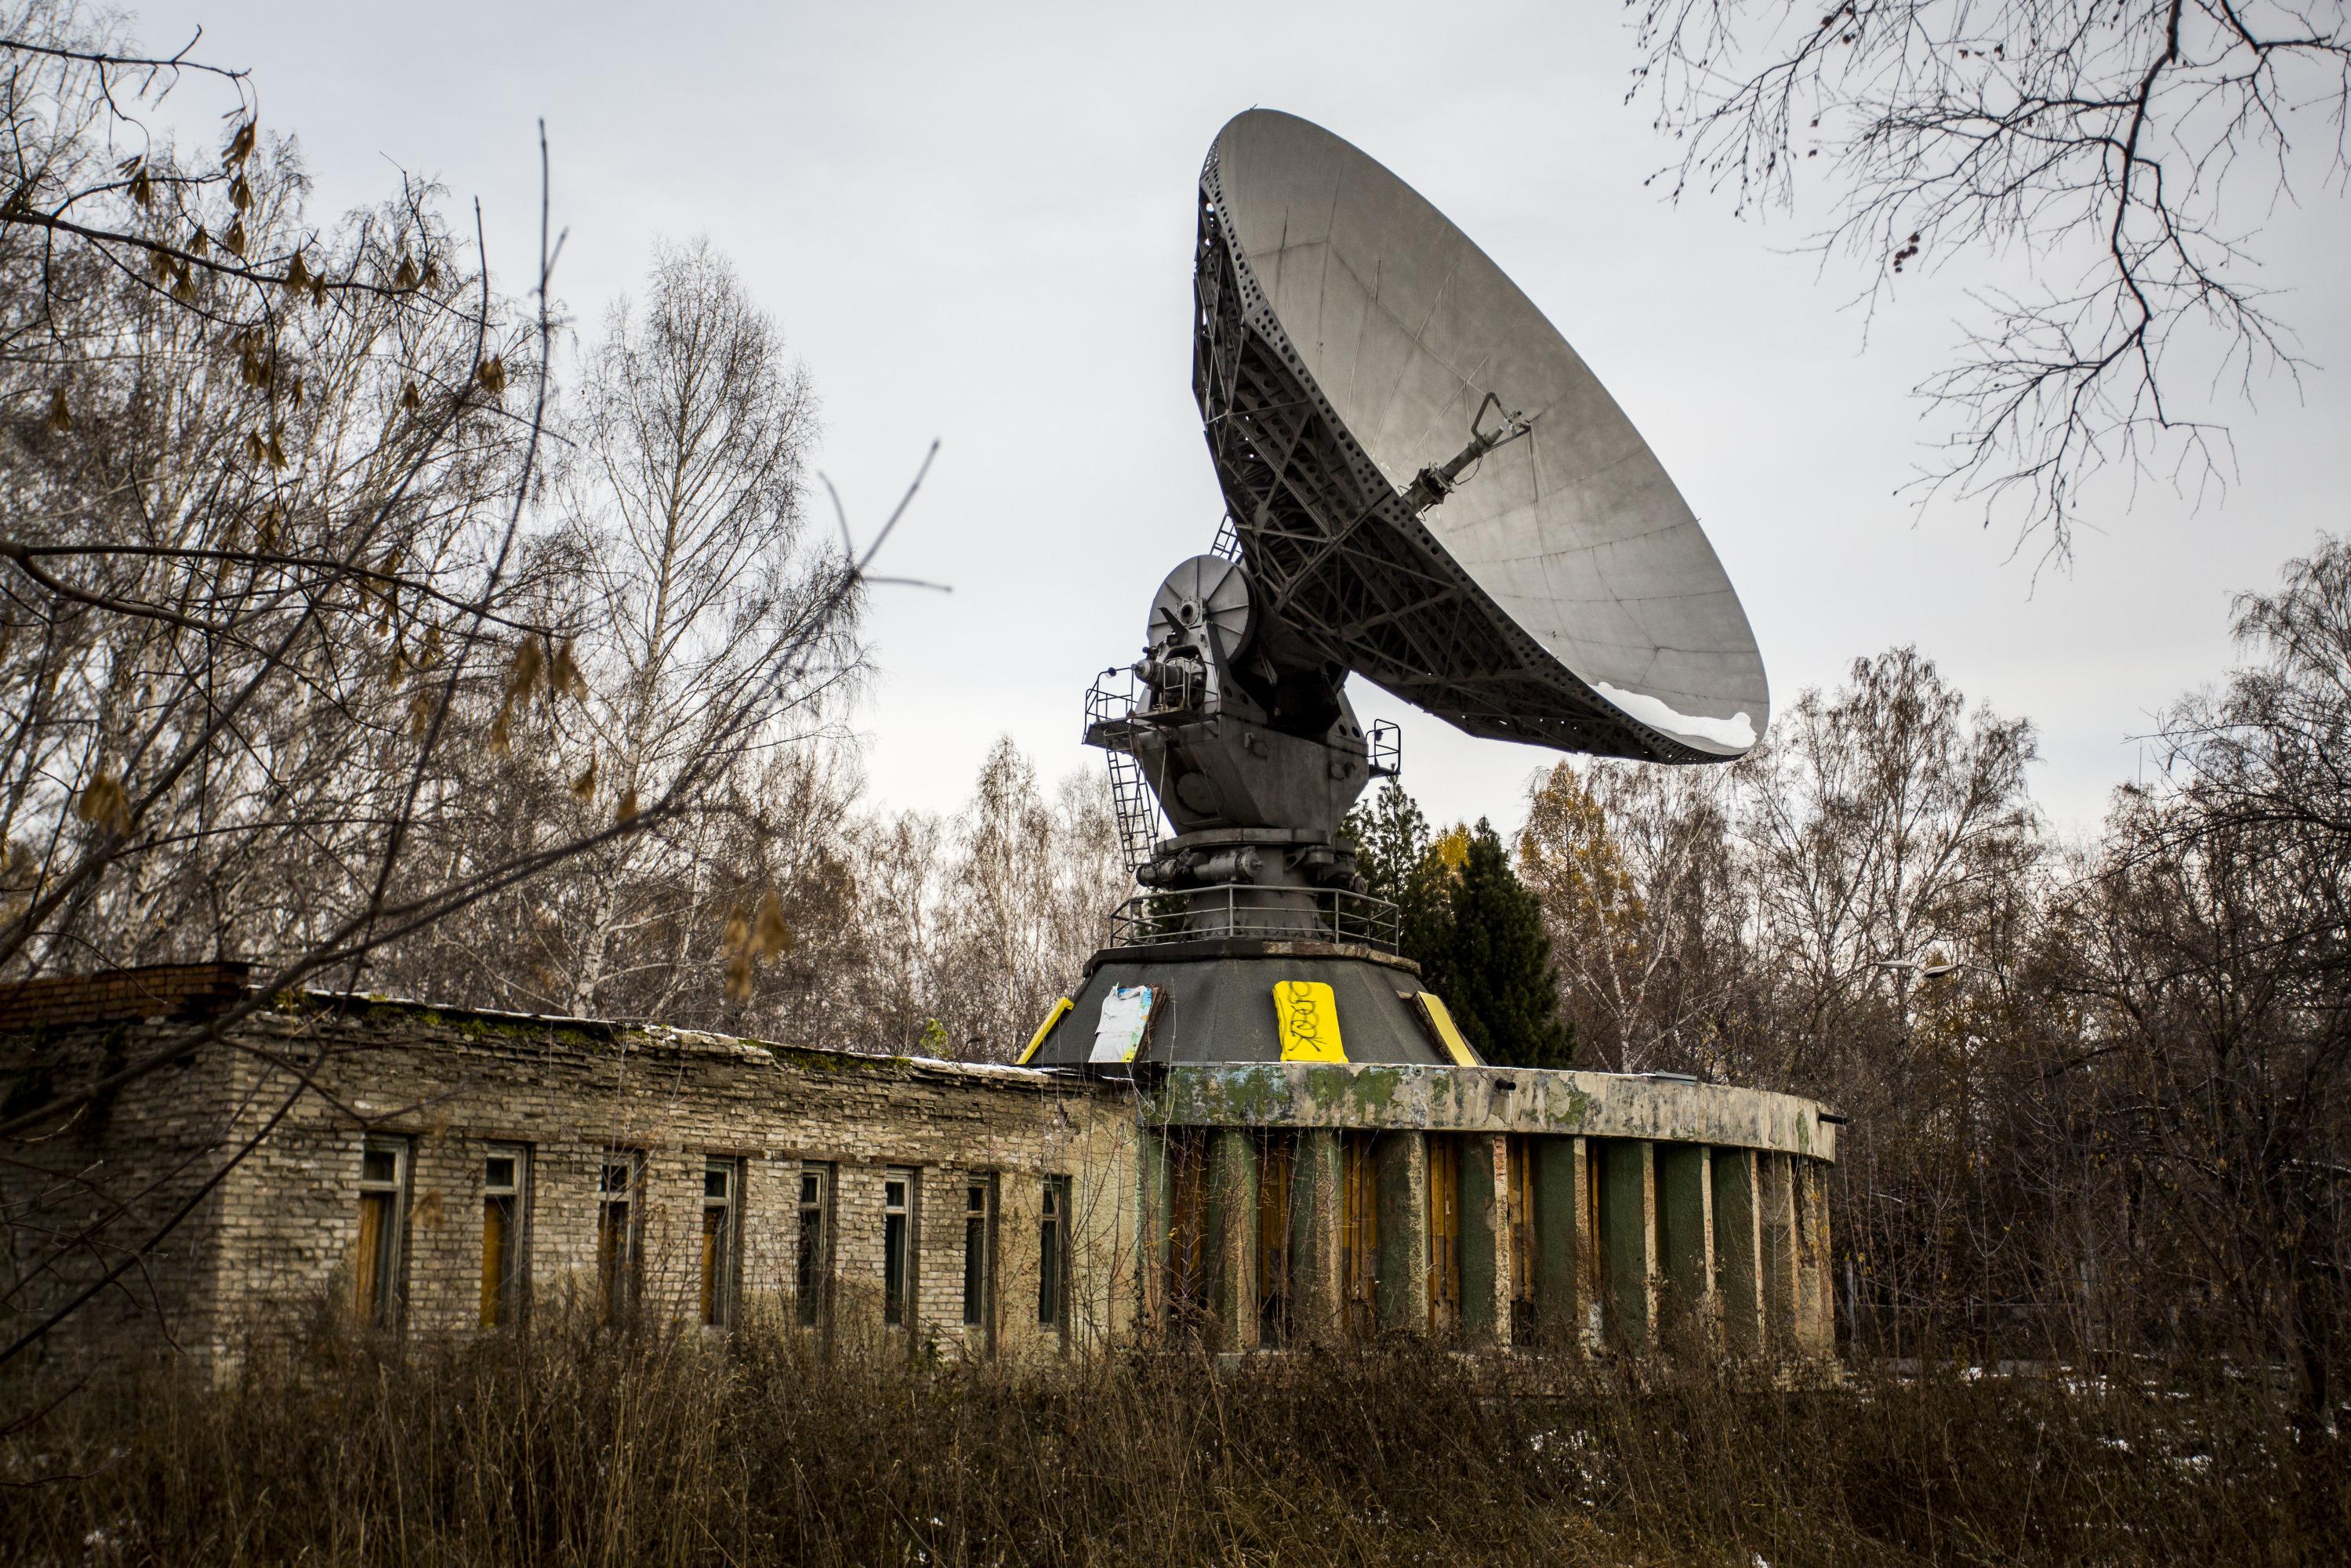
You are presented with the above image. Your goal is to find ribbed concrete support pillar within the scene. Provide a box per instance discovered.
[1758,1152,1800,1353]
[1289,1129,1344,1346]
[1795,1159,1834,1355]
[1570,1136,1601,1350]
[1529,1136,1587,1350]
[1374,1132,1428,1332]
[1711,1148,1764,1355]
[1656,1143,1715,1348]
[1205,1128,1259,1352]
[1140,1129,1177,1333]
[1598,1139,1657,1349]
[1458,1133,1509,1349]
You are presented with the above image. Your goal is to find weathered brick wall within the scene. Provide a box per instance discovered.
[0,963,250,1033]
[2,983,1139,1374]
[5,971,1843,1376]
[0,964,283,1371]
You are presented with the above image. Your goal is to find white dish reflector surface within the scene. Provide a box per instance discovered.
[1210,111,1768,757]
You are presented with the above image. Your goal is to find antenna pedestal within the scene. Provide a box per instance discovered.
[1024,554,1454,1069]
[1081,554,1383,938]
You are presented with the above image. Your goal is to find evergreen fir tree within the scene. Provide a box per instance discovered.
[1342,782,1449,971]
[1344,789,1574,1069]
[1421,819,1574,1069]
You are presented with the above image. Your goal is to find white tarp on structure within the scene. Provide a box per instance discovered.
[1090,985,1155,1063]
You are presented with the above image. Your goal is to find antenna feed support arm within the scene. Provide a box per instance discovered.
[1400,391,1531,515]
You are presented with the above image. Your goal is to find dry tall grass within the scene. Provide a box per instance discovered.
[2,1315,2342,1566]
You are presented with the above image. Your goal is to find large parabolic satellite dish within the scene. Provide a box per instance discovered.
[1195,109,1767,761]
[1027,110,1772,1069]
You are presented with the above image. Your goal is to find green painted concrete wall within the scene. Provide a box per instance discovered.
[1458,1134,1500,1345]
[1596,1139,1654,1348]
[1531,1136,1584,1347]
[1656,1144,1711,1344]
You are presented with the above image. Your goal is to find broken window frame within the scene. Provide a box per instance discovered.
[355,1134,411,1328]
[961,1174,996,1339]
[481,1143,529,1328]
[795,1163,833,1329]
[1037,1173,1072,1338]
[701,1156,745,1330]
[882,1167,917,1329]
[597,1149,644,1326]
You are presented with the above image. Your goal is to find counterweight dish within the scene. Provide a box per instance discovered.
[1195,110,1769,760]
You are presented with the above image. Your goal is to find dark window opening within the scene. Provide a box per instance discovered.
[355,1135,409,1327]
[597,1152,641,1324]
[883,1169,915,1327]
[796,1166,832,1328]
[481,1144,527,1327]
[962,1178,994,1332]
[1039,1174,1072,1332]
[702,1157,743,1329]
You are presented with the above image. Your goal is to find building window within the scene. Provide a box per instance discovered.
[354,1136,409,1327]
[1340,1134,1379,1341]
[1163,1129,1209,1330]
[883,1167,916,1328]
[702,1157,744,1329]
[962,1176,995,1334]
[1427,1134,1463,1334]
[796,1164,833,1328]
[1256,1131,1295,1346]
[597,1152,642,1324]
[481,1145,528,1328]
[1038,1174,1072,1331]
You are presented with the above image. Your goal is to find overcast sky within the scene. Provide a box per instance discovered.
[132,0,2351,839]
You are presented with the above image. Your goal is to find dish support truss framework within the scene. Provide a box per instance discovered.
[1191,155,1715,767]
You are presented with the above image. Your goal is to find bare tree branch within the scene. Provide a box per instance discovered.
[1631,0,2351,557]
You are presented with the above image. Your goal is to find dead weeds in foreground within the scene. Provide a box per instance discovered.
[2,1318,2343,1566]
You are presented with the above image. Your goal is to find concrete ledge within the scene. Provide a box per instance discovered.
[1139,1062,1838,1163]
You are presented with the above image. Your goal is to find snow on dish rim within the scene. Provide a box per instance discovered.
[1593,682,1759,753]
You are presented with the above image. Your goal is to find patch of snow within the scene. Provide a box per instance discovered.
[1592,682,1758,752]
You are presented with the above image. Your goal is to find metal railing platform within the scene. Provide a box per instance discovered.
[1106,884,1401,953]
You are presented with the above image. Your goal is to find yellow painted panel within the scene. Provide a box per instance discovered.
[1273,980,1347,1063]
[1016,996,1073,1065]
[1411,991,1482,1067]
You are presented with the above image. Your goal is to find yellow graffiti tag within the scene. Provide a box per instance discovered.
[1272,980,1347,1063]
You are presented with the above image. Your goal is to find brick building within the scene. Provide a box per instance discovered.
[1,964,1838,1374]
